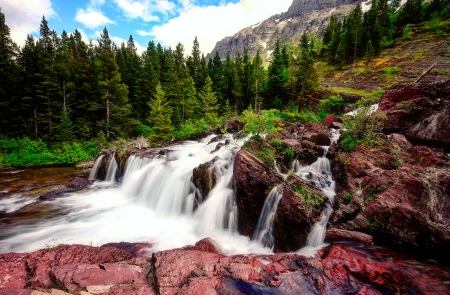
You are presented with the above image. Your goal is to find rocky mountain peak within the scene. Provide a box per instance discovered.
[207,0,361,61]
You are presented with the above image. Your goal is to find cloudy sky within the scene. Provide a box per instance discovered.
[1,0,292,55]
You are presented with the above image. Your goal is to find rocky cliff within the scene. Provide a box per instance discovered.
[207,0,361,61]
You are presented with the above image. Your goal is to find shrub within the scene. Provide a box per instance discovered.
[285,146,295,158]
[270,139,284,151]
[256,147,275,166]
[240,109,282,135]
[341,98,386,150]
[320,94,345,114]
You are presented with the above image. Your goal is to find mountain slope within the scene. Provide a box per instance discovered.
[207,0,361,61]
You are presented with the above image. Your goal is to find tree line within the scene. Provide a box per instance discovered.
[322,0,449,68]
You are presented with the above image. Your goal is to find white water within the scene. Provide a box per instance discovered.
[295,129,340,256]
[105,154,118,182]
[88,155,104,180]
[253,186,283,249]
[346,103,379,116]
[0,194,37,214]
[0,135,270,255]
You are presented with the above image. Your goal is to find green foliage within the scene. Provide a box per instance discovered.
[396,100,418,110]
[381,67,403,76]
[148,83,174,143]
[295,184,324,215]
[0,137,100,168]
[445,54,450,57]
[285,146,295,158]
[56,109,76,142]
[320,94,345,114]
[135,124,155,137]
[270,139,284,151]
[341,98,386,150]
[240,109,282,135]
[402,24,414,40]
[171,119,210,140]
[297,110,322,123]
[256,147,275,166]
[344,193,353,204]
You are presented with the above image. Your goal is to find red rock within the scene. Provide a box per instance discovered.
[100,242,150,258]
[182,238,221,254]
[378,80,450,150]
[323,114,342,127]
[0,253,29,291]
[51,263,143,292]
[325,229,373,245]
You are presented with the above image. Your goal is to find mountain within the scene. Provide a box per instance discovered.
[207,0,363,61]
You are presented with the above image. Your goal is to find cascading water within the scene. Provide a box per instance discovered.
[294,129,340,256]
[105,154,118,182]
[0,134,270,255]
[252,186,283,249]
[88,155,104,180]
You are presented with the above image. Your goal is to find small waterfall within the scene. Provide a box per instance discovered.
[105,154,118,182]
[88,155,104,180]
[253,186,283,249]
[194,152,238,235]
[295,130,340,255]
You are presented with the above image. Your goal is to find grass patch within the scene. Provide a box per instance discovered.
[329,87,384,100]
[380,67,402,77]
[256,147,275,166]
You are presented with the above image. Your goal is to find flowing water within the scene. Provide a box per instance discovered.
[0,135,270,255]
[252,186,283,249]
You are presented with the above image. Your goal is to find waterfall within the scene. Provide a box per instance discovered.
[252,186,283,249]
[295,130,340,255]
[105,154,118,182]
[88,155,104,180]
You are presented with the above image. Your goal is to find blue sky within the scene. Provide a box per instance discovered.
[1,0,292,55]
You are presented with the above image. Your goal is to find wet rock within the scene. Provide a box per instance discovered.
[210,143,224,154]
[182,238,222,254]
[233,150,283,236]
[39,178,90,200]
[207,135,223,145]
[302,132,331,146]
[323,114,343,127]
[273,175,327,252]
[330,122,345,129]
[325,229,373,245]
[378,80,450,150]
[223,117,245,133]
[193,156,221,198]
[326,142,337,159]
[331,140,450,261]
[100,242,150,258]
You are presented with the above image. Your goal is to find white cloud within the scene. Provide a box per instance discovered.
[112,0,176,22]
[139,0,292,54]
[1,0,56,47]
[75,6,115,29]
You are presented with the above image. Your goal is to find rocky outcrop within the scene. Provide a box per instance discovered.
[325,229,373,245]
[39,178,90,200]
[233,148,283,236]
[378,80,450,151]
[208,0,359,61]
[331,133,450,261]
[2,238,450,295]
[193,156,221,198]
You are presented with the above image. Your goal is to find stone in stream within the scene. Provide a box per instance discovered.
[39,178,90,200]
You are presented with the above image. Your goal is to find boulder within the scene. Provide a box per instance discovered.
[323,114,343,127]
[39,178,90,199]
[233,150,283,236]
[223,118,245,133]
[331,139,450,261]
[192,156,221,198]
[378,80,450,150]
[273,175,327,252]
[325,229,373,245]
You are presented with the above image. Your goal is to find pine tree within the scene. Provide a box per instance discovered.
[198,76,218,120]
[56,107,75,142]
[148,83,173,143]
[96,27,131,138]
[267,40,287,108]
[295,33,318,95]
[252,49,265,114]
[0,9,19,135]
[187,37,202,89]
[396,0,424,28]
[364,40,375,71]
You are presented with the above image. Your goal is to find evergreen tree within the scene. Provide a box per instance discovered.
[198,76,218,120]
[125,35,143,119]
[396,0,423,28]
[96,27,131,138]
[242,49,253,109]
[0,9,19,135]
[252,49,265,114]
[148,83,173,143]
[187,37,202,89]
[56,107,75,142]
[267,40,287,108]
[294,33,318,95]
[364,40,375,70]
